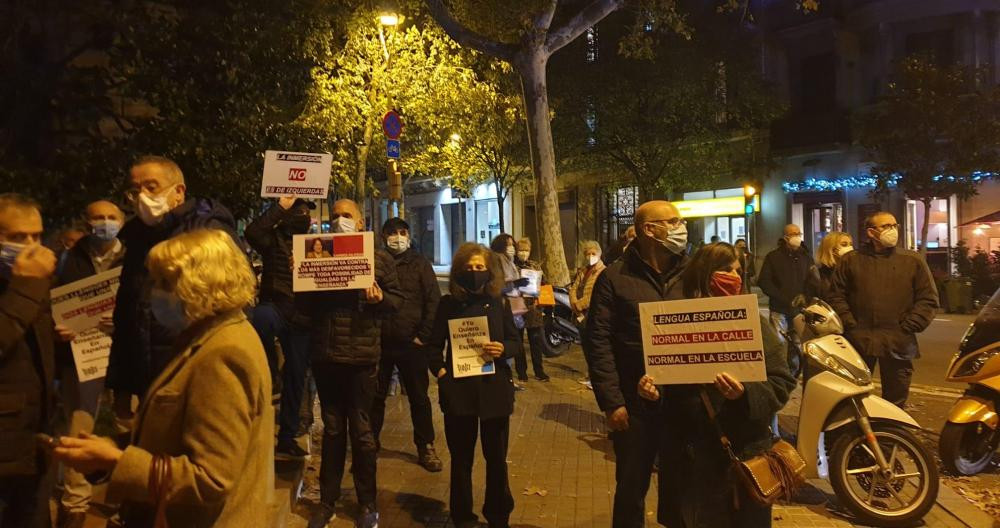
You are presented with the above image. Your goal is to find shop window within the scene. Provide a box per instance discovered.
[906,197,951,251]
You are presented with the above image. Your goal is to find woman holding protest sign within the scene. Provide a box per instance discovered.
[425,243,519,528]
[638,242,796,528]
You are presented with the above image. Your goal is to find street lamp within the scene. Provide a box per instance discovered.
[379,13,400,26]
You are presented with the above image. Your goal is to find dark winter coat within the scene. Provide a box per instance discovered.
[107,198,239,397]
[804,263,836,305]
[425,293,518,419]
[243,204,308,326]
[302,249,403,366]
[0,276,55,477]
[827,243,939,360]
[381,248,440,348]
[57,235,125,286]
[757,241,813,316]
[656,311,795,527]
[583,245,686,415]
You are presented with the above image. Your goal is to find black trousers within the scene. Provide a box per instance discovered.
[443,414,514,528]
[514,326,546,379]
[862,355,914,407]
[371,346,435,448]
[610,412,662,528]
[0,470,52,528]
[313,362,378,508]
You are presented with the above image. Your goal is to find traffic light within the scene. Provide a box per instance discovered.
[387,159,402,201]
[743,185,757,214]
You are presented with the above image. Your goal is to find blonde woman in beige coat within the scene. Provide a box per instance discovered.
[53,229,274,528]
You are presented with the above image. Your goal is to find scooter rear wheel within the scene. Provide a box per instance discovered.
[829,423,938,527]
[939,421,999,475]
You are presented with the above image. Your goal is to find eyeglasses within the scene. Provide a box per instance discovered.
[647,218,686,228]
[869,223,899,231]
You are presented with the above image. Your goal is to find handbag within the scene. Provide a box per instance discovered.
[699,388,806,507]
[149,454,173,528]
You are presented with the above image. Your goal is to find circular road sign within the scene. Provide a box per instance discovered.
[382,111,403,140]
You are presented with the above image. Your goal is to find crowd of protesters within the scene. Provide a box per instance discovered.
[0,154,937,528]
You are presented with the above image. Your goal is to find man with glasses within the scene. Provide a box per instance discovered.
[758,223,813,377]
[107,155,238,426]
[828,211,938,407]
[584,200,688,528]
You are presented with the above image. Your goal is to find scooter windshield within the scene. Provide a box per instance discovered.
[958,287,1000,358]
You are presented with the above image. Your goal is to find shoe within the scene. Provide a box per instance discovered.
[307,503,336,528]
[513,383,526,392]
[535,374,550,382]
[57,510,87,528]
[357,505,379,528]
[275,439,309,461]
[418,444,443,472]
[517,374,528,382]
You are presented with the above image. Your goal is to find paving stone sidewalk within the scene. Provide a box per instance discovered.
[282,346,994,528]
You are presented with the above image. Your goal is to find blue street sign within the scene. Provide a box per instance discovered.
[382,111,403,140]
[387,139,401,159]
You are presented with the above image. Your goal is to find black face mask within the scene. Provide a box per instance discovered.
[283,214,312,235]
[456,270,491,293]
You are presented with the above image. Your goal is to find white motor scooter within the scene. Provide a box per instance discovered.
[792,300,938,527]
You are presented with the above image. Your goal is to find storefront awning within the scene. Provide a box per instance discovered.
[959,210,1000,227]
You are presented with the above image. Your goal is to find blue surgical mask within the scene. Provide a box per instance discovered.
[91,220,121,242]
[150,288,189,333]
[0,242,27,278]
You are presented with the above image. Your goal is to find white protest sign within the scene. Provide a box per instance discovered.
[518,268,542,297]
[51,268,121,382]
[639,294,766,385]
[261,150,332,199]
[448,316,495,378]
[292,232,375,292]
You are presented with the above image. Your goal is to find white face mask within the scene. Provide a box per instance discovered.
[505,246,516,259]
[785,235,803,249]
[386,234,409,254]
[588,254,601,266]
[878,227,898,248]
[331,216,356,233]
[516,250,530,262]
[651,222,687,255]
[0,241,27,277]
[136,185,177,226]
[836,245,854,257]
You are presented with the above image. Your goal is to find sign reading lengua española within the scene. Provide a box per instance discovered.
[639,294,766,385]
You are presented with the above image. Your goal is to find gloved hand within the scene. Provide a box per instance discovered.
[514,277,530,287]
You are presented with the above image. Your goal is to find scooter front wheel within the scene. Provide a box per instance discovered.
[829,423,938,527]
[939,421,999,475]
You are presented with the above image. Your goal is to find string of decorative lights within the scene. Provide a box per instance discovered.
[782,172,996,193]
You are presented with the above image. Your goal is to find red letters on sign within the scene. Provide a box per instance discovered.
[288,168,307,181]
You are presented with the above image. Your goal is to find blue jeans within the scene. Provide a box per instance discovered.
[252,302,311,442]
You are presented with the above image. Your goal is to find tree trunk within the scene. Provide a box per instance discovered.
[495,181,507,234]
[516,48,570,285]
[919,197,932,257]
[355,117,376,204]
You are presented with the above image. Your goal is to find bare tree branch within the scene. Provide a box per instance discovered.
[424,0,517,61]
[544,0,624,55]
[534,0,559,33]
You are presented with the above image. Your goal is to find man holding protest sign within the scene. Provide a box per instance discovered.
[107,156,238,429]
[52,200,126,528]
[583,200,688,528]
[245,195,316,461]
[0,193,57,528]
[300,199,402,528]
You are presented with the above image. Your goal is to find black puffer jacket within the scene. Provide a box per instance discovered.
[584,245,686,415]
[244,204,309,326]
[0,277,55,477]
[381,248,439,347]
[107,198,238,397]
[303,249,403,366]
[57,235,125,287]
[828,243,939,360]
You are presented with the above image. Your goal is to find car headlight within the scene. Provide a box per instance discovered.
[952,347,1000,378]
[804,343,871,386]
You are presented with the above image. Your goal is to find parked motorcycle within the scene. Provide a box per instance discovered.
[542,285,580,355]
[793,300,938,527]
[939,287,1000,475]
